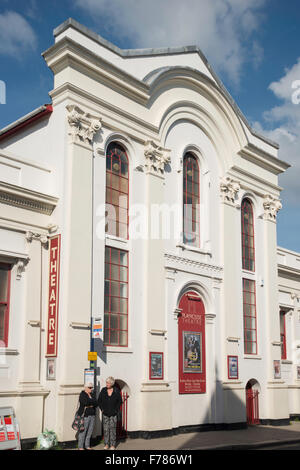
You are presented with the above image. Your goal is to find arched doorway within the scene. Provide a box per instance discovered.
[246,379,260,425]
[178,291,206,394]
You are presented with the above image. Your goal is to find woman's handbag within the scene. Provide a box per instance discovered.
[72,413,85,432]
[72,402,86,433]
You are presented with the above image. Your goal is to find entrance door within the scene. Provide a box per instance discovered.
[246,383,259,425]
[178,292,206,394]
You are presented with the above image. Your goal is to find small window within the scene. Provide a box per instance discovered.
[280,310,287,360]
[104,247,128,347]
[241,199,255,272]
[106,143,129,239]
[183,153,200,247]
[0,264,11,347]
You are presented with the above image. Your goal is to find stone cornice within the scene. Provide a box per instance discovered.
[0,182,58,215]
[239,143,290,176]
[165,252,223,279]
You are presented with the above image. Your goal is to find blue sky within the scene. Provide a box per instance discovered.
[0,0,299,252]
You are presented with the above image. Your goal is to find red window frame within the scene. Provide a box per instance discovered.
[243,278,258,355]
[0,264,12,347]
[106,142,129,240]
[280,310,287,360]
[183,153,200,247]
[104,246,129,347]
[241,198,255,272]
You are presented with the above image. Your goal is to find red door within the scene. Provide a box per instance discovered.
[178,292,206,394]
[246,388,259,425]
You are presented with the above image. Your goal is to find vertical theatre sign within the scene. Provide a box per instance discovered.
[46,235,61,357]
[178,292,206,394]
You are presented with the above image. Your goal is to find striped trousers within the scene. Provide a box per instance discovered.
[103,415,117,447]
[78,415,95,449]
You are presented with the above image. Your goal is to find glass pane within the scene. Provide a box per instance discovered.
[119,208,127,225]
[119,314,127,330]
[104,329,110,344]
[119,298,127,314]
[104,313,110,328]
[104,295,109,312]
[0,305,6,341]
[119,194,128,209]
[104,281,110,297]
[119,177,128,194]
[121,155,128,177]
[119,266,127,283]
[120,251,128,266]
[110,329,118,345]
[111,264,119,281]
[105,262,110,279]
[119,330,128,346]
[0,269,8,302]
[111,190,120,206]
[111,249,119,265]
[118,223,127,239]
[110,281,119,297]
[119,283,127,298]
[110,173,119,190]
[110,297,119,313]
[110,314,119,330]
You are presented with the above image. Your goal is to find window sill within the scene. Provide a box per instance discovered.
[177,243,212,257]
[105,235,128,246]
[104,346,133,353]
[281,359,292,365]
[0,348,19,355]
[243,355,262,360]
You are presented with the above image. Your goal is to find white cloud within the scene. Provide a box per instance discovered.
[253,59,300,206]
[0,11,37,58]
[73,0,267,84]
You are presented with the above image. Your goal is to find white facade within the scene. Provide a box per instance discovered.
[0,18,299,444]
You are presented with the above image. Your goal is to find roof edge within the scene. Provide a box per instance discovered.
[0,105,53,142]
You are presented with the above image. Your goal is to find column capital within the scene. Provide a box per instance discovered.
[144,140,171,177]
[66,104,102,146]
[263,194,282,221]
[220,176,240,206]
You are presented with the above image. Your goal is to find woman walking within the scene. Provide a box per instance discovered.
[77,382,98,450]
[98,377,122,450]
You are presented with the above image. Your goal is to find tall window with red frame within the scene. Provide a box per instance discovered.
[243,278,257,354]
[104,247,128,347]
[241,198,255,271]
[280,310,287,360]
[183,153,200,247]
[106,142,129,239]
[0,264,11,347]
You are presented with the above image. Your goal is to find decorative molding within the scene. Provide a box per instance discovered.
[25,231,48,246]
[144,140,171,177]
[220,176,240,205]
[165,252,223,279]
[66,104,102,145]
[0,183,57,215]
[16,258,29,280]
[263,194,282,221]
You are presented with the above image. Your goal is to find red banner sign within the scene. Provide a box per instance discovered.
[46,235,61,357]
[178,293,206,394]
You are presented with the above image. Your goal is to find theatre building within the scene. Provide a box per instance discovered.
[0,18,300,445]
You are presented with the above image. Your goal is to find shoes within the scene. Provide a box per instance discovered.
[104,445,109,450]
[109,446,116,450]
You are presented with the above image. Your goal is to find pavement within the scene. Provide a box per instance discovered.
[92,421,300,451]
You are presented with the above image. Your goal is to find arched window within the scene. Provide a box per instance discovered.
[105,142,129,239]
[183,153,200,247]
[241,198,255,271]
